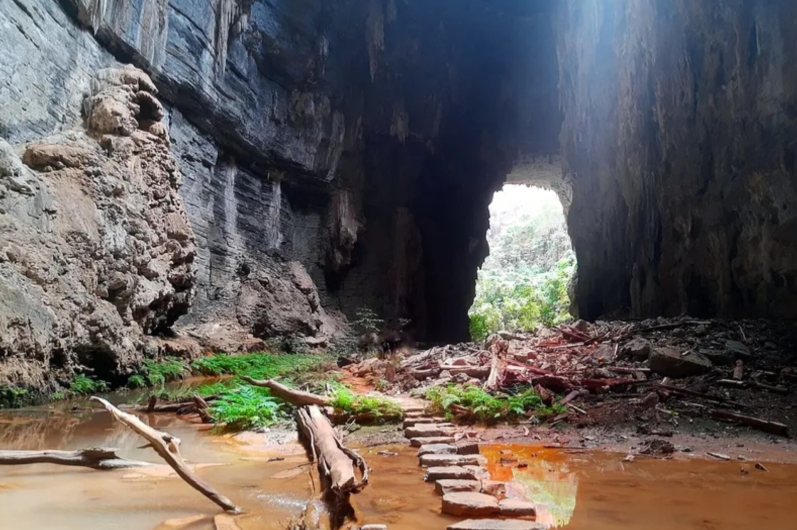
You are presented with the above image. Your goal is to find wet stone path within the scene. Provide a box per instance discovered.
[398,404,543,530]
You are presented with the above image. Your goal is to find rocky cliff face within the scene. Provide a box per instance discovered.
[558,0,797,321]
[3,0,795,392]
[0,65,195,392]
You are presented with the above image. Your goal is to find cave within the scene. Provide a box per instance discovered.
[2,0,797,387]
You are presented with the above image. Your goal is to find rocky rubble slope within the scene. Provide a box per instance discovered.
[0,66,197,393]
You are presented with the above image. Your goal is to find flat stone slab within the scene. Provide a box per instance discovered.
[403,417,444,428]
[425,466,478,482]
[435,479,481,495]
[457,442,481,455]
[418,444,458,456]
[498,498,537,516]
[411,436,456,447]
[420,454,485,467]
[405,423,454,438]
[448,519,545,530]
[442,492,500,516]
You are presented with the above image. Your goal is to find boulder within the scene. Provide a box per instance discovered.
[620,339,651,360]
[435,479,481,495]
[498,498,537,516]
[447,520,545,530]
[425,466,478,482]
[441,492,500,516]
[649,347,712,378]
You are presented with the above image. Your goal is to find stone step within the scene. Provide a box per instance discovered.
[424,466,478,482]
[417,443,457,456]
[410,436,456,447]
[463,464,490,480]
[434,479,481,496]
[404,410,425,418]
[403,416,445,428]
[498,499,537,517]
[457,442,481,455]
[447,520,545,530]
[419,454,485,467]
[405,423,454,438]
[442,492,500,516]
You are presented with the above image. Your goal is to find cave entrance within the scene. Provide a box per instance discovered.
[469,184,575,340]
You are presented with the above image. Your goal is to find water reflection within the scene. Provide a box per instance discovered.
[482,445,578,528]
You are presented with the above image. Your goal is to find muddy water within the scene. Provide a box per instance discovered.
[0,408,795,530]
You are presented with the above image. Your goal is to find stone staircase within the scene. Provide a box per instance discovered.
[399,405,544,530]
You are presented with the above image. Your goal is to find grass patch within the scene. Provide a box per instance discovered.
[69,374,110,396]
[426,384,565,423]
[190,353,332,380]
[209,385,284,431]
[329,384,403,420]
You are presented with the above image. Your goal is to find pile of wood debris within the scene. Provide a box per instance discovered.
[344,317,797,437]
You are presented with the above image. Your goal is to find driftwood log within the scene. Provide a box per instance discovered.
[241,379,369,529]
[91,397,240,513]
[0,447,152,470]
[241,376,332,407]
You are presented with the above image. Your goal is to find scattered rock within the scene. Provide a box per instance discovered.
[435,479,481,495]
[498,498,537,517]
[441,492,500,516]
[649,347,712,378]
[640,439,675,456]
[425,466,478,481]
[480,480,506,498]
[755,462,769,472]
[707,452,731,461]
[447,520,544,530]
[724,340,751,360]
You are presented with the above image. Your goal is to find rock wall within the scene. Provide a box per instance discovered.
[559,0,797,321]
[0,65,195,392]
[2,0,560,346]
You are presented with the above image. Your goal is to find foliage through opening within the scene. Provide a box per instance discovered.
[469,185,575,340]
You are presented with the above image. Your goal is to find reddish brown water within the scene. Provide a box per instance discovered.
[1,408,796,529]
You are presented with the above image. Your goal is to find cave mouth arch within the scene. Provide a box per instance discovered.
[468,182,575,340]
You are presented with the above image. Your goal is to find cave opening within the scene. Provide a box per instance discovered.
[468,184,575,340]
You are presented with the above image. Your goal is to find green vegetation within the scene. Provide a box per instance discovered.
[69,374,110,395]
[128,357,188,388]
[329,384,403,420]
[469,186,575,340]
[0,385,30,408]
[209,385,284,431]
[426,384,565,423]
[190,352,330,380]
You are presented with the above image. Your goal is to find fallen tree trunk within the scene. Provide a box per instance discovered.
[296,405,369,529]
[91,397,240,513]
[241,377,331,407]
[708,409,789,437]
[0,448,152,470]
